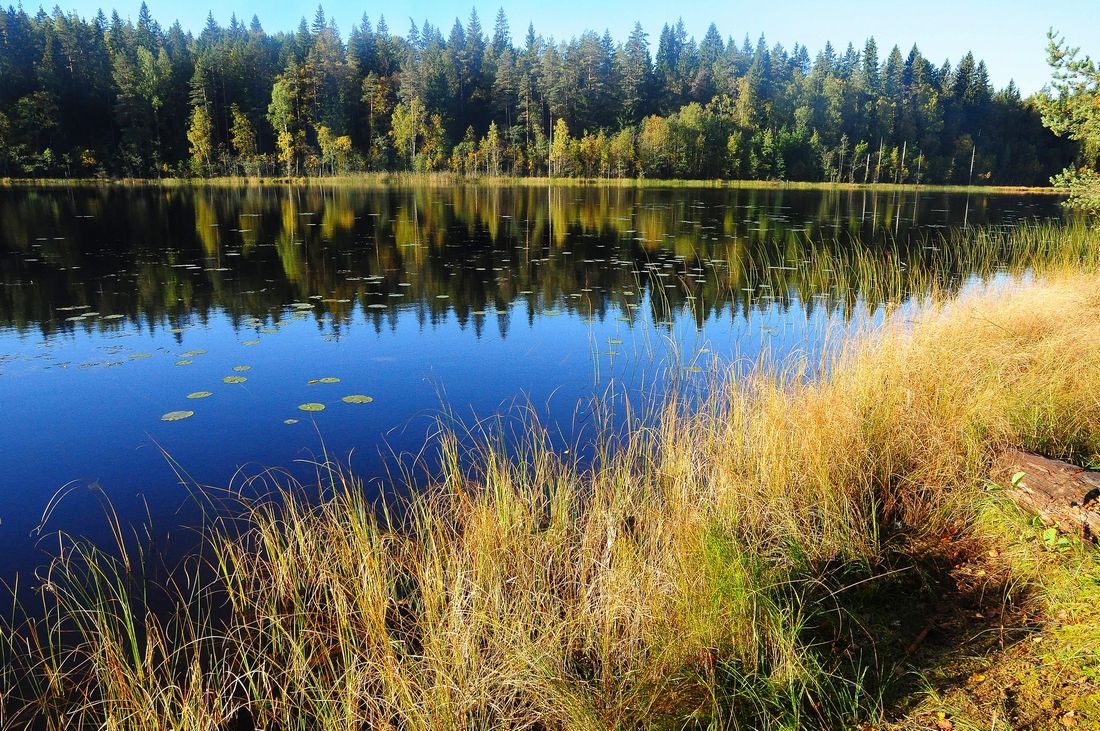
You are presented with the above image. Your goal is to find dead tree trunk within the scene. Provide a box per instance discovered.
[991,449,1100,542]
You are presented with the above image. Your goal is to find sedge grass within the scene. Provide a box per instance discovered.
[2,225,1100,730]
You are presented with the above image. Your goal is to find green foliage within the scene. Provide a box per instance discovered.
[0,111,9,172]
[317,125,353,175]
[1039,30,1100,212]
[549,117,571,175]
[0,6,1081,181]
[1039,31,1100,159]
[390,97,424,167]
[1051,166,1100,214]
[186,105,213,175]
[229,104,257,165]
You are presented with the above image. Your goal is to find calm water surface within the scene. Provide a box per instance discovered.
[0,184,1063,579]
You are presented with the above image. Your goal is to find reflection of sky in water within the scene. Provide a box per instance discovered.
[0,186,1065,580]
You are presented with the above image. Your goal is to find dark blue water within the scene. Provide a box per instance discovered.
[0,184,1064,581]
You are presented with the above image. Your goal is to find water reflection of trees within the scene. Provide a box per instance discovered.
[0,186,1060,339]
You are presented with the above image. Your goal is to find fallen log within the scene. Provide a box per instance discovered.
[991,449,1100,542]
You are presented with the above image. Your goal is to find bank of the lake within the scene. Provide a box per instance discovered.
[2,222,1098,730]
[0,174,1062,195]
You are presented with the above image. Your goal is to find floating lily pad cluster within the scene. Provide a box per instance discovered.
[157,338,375,425]
[81,294,390,427]
[291,376,374,416]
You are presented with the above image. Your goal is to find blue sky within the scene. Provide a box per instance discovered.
[50,0,1099,94]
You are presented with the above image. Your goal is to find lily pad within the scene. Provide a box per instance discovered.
[129,353,152,359]
[181,349,207,357]
[298,402,326,412]
[175,359,193,366]
[242,339,260,346]
[308,377,341,384]
[187,391,213,399]
[232,365,251,372]
[223,375,247,384]
[341,395,374,404]
[161,410,194,422]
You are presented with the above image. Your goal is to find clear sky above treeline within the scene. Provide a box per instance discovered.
[44,0,1098,95]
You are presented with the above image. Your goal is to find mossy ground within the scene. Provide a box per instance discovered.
[880,500,1100,731]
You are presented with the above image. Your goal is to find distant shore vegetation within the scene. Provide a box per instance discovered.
[0,174,1065,194]
[0,4,1087,186]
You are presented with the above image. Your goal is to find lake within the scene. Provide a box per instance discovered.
[0,184,1063,581]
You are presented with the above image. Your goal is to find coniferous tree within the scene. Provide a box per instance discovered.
[617,22,652,123]
[1038,30,1100,211]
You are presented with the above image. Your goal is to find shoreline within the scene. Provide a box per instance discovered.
[0,174,1062,195]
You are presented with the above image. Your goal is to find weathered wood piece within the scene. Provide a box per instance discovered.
[991,449,1100,542]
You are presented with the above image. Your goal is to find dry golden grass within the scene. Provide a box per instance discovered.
[4,232,1100,730]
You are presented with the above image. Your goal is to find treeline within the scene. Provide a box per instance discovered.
[0,4,1080,182]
